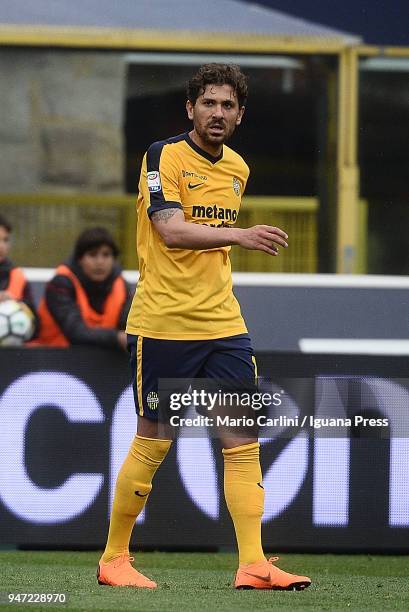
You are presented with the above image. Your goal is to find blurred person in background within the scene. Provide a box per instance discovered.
[0,213,38,329]
[35,227,131,349]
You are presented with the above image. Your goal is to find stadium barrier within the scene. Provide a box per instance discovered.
[0,193,137,270]
[0,193,320,272]
[230,196,318,272]
[0,347,408,552]
[24,270,409,353]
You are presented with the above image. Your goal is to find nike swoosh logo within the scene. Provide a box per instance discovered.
[257,482,264,489]
[242,571,271,582]
[188,182,204,189]
[134,490,149,497]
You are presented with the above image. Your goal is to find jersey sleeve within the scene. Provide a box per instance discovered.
[145,142,183,218]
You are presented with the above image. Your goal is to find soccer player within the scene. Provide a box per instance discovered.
[98,64,311,591]
[0,214,38,333]
[35,227,132,349]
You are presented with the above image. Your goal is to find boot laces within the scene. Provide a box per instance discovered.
[267,556,280,564]
[113,554,134,568]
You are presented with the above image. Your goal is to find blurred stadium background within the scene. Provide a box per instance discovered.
[1,0,409,583]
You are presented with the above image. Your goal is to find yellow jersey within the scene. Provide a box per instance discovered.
[126,132,249,340]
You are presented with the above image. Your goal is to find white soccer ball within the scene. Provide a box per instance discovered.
[0,299,35,346]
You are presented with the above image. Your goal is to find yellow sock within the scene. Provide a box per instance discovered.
[223,442,265,565]
[102,435,171,562]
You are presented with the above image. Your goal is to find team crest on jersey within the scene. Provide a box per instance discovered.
[147,171,162,192]
[147,391,159,410]
[233,176,241,197]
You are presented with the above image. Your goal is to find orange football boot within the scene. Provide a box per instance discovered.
[97,554,157,588]
[235,556,311,591]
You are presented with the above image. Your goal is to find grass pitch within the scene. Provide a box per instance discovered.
[1,551,409,611]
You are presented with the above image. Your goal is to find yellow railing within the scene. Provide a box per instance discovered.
[233,196,318,272]
[0,193,137,269]
[0,193,321,272]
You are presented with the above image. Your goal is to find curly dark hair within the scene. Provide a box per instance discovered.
[73,227,119,260]
[187,63,248,108]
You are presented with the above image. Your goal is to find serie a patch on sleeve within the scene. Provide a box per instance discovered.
[147,171,162,192]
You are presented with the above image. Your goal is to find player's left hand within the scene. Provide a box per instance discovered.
[117,330,128,351]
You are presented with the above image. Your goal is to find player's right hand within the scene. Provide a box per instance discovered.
[237,225,288,255]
